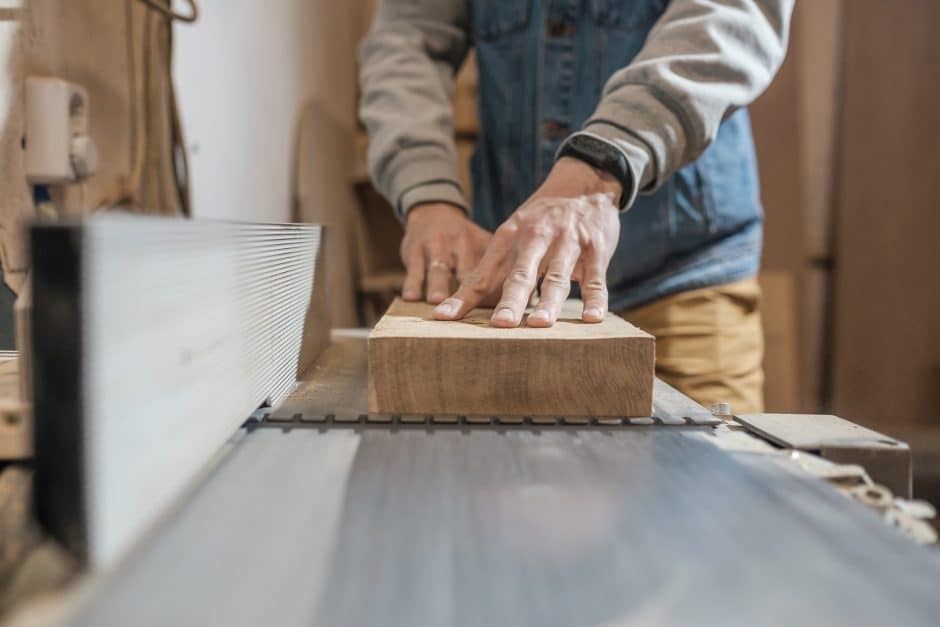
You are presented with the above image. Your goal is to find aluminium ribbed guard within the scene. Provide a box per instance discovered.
[31,215,324,568]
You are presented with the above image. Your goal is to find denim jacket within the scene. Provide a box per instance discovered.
[360,0,793,310]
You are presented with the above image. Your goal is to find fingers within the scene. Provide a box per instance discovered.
[432,192,616,325]
[491,227,552,327]
[580,248,609,323]
[453,233,480,284]
[424,242,453,305]
[571,259,584,284]
[434,228,513,320]
[528,237,580,327]
[401,247,425,301]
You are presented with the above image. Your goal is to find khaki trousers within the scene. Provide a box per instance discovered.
[619,277,765,414]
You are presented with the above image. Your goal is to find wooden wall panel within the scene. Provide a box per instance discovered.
[798,0,843,261]
[758,272,799,411]
[751,1,844,412]
[749,14,805,412]
[294,101,360,327]
[831,0,940,428]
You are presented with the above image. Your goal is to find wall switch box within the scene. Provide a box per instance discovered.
[25,77,98,184]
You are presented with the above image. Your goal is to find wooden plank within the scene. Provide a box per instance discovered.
[0,467,41,591]
[0,402,29,462]
[368,299,654,417]
[0,352,30,461]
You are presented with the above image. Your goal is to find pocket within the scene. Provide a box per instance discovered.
[589,0,669,30]
[470,0,532,41]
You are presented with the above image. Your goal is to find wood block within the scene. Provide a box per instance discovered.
[369,299,654,417]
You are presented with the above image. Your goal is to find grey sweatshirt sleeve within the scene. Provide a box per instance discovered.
[569,0,794,209]
[358,1,470,220]
[360,0,794,218]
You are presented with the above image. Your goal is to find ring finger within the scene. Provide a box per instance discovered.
[424,241,454,304]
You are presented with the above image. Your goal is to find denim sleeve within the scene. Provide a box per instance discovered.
[358,0,470,220]
[570,0,794,208]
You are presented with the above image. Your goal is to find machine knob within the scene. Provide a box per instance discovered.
[70,134,99,181]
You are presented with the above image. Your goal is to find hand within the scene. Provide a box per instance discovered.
[433,157,622,327]
[401,202,493,304]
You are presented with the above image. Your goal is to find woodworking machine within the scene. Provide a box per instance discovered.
[8,215,940,627]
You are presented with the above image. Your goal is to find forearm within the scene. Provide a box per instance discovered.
[564,0,794,206]
[358,1,470,220]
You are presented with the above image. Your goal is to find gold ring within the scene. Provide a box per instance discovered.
[429,259,451,272]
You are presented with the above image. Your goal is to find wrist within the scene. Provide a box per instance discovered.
[542,157,623,201]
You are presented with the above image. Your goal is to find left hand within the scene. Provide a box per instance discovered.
[433,157,623,327]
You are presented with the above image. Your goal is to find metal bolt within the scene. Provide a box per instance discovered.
[710,402,733,419]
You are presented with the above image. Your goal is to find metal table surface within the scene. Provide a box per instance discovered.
[52,333,940,626]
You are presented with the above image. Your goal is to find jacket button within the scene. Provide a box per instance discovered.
[542,120,571,141]
[547,19,576,38]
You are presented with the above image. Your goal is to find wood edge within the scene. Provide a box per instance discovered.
[0,414,32,460]
[375,299,653,339]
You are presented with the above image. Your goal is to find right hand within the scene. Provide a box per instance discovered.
[401,202,492,304]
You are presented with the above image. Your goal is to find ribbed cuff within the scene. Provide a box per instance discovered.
[399,181,470,221]
[583,84,691,194]
[382,151,469,221]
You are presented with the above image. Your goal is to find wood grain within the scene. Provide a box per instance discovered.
[368,299,654,417]
[831,0,940,428]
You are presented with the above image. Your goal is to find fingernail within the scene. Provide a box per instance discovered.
[435,301,456,317]
[584,307,603,320]
[529,310,551,324]
[492,308,515,324]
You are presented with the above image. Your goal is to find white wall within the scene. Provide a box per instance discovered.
[174,1,360,222]
[0,17,16,134]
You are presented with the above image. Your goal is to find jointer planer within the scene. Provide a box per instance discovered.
[9,216,940,627]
